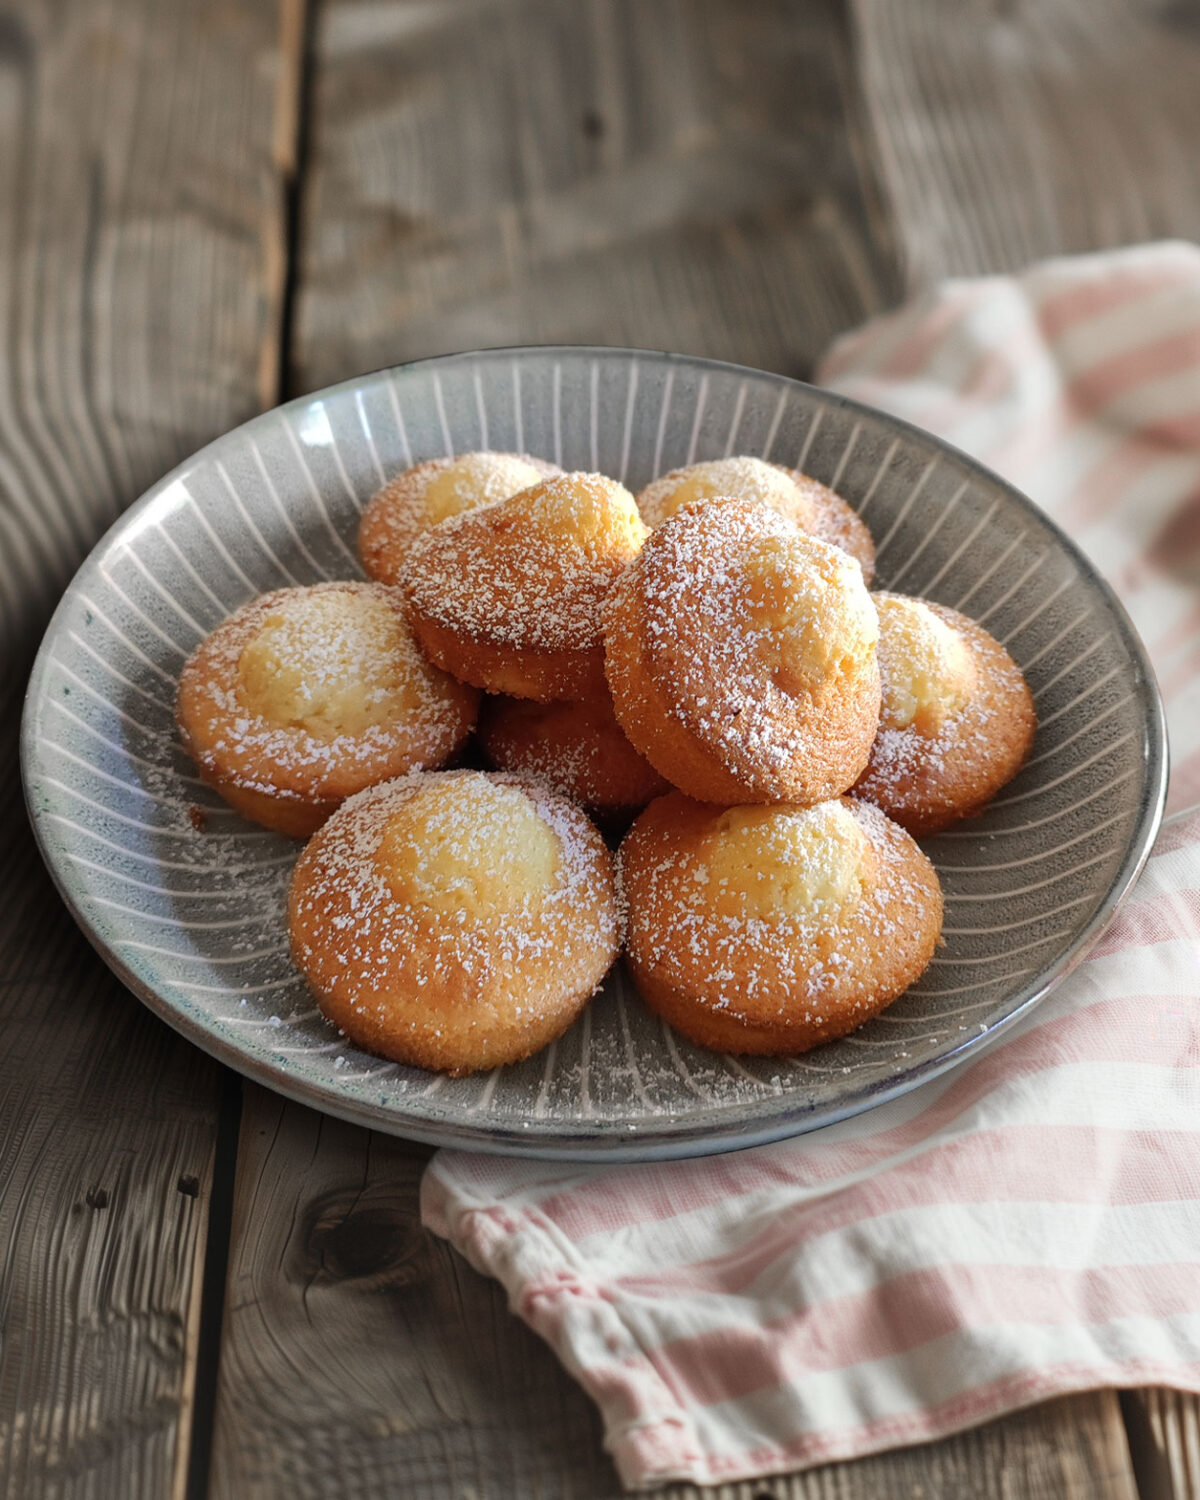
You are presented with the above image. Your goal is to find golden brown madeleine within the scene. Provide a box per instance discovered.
[402,472,648,702]
[478,689,670,819]
[635,455,876,582]
[358,452,559,584]
[177,582,478,838]
[853,593,1036,836]
[288,771,623,1074]
[620,792,943,1056]
[637,456,819,531]
[778,468,876,584]
[604,499,881,805]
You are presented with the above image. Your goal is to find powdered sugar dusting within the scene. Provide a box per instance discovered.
[34,350,1154,1150]
[290,770,622,1003]
[178,581,476,799]
[782,467,878,582]
[479,694,669,814]
[637,456,818,531]
[623,794,940,1023]
[610,500,879,797]
[359,452,560,583]
[854,595,1036,833]
[403,472,646,652]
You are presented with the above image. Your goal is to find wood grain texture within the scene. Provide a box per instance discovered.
[651,1392,1139,1500]
[211,1089,1143,1500]
[211,1088,628,1499]
[1122,1388,1200,1500]
[211,1088,621,1498]
[290,0,903,392]
[0,1,297,1494]
[850,0,1200,286]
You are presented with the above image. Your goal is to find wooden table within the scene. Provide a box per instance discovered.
[2,2,1199,1495]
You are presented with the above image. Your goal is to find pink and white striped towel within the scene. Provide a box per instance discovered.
[422,242,1200,1490]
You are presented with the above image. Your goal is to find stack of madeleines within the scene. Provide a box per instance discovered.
[176,452,1036,1075]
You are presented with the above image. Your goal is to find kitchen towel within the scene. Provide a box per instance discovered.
[422,241,1200,1489]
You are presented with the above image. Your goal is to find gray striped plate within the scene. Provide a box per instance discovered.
[21,349,1167,1160]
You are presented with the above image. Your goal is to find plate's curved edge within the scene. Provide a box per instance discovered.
[17,346,1173,1160]
[18,733,1168,1164]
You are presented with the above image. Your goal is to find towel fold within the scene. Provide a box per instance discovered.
[423,242,1200,1490]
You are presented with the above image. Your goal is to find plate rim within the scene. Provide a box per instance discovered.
[19,344,1170,1160]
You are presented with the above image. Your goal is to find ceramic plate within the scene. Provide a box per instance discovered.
[21,348,1167,1160]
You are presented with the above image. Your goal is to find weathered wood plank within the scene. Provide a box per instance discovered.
[1121,1388,1200,1500]
[212,1093,1141,1500]
[214,1089,632,1498]
[849,0,1200,285]
[652,1392,1140,1499]
[0,2,300,1494]
[728,1393,1138,1500]
[290,0,903,393]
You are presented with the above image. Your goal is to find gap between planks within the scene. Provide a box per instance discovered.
[0,1,303,1497]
